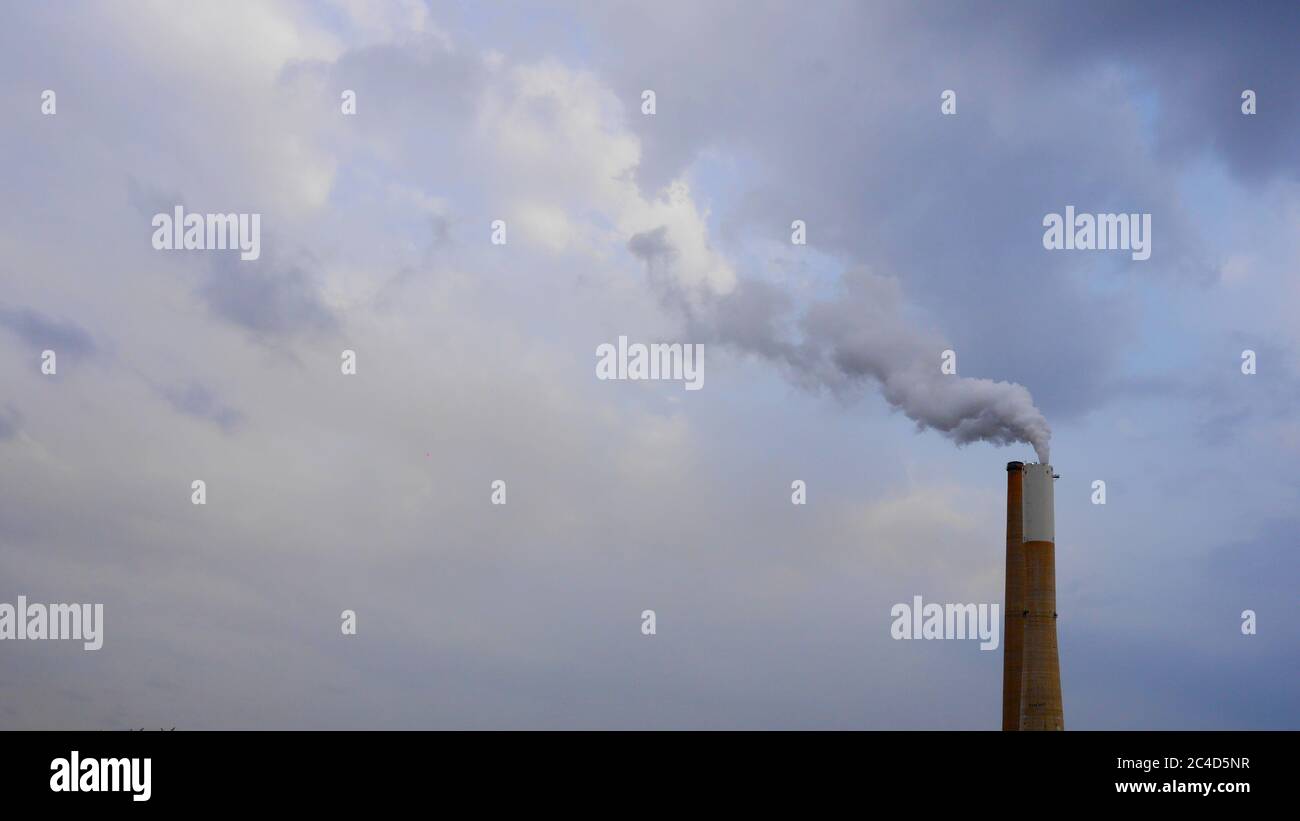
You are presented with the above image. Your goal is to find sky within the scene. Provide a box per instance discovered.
[0,0,1296,729]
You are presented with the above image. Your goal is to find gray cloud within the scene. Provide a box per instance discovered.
[121,176,338,341]
[125,176,185,221]
[198,251,338,340]
[0,405,20,440]
[577,0,1223,423]
[157,382,245,433]
[0,304,97,357]
[993,1,1300,184]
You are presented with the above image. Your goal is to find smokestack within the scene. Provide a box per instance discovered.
[1019,463,1064,730]
[1001,462,1025,730]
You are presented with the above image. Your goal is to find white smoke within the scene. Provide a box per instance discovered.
[629,227,1051,462]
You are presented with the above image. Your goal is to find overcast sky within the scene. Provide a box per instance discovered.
[0,0,1296,729]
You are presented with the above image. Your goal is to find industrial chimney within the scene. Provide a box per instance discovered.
[1019,463,1064,730]
[1001,462,1025,731]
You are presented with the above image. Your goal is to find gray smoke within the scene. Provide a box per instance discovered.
[629,227,1051,462]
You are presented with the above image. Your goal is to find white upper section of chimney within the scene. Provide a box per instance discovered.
[1022,463,1055,543]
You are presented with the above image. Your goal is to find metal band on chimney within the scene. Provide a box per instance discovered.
[1022,463,1055,544]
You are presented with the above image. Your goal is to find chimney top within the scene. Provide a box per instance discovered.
[1006,461,1024,471]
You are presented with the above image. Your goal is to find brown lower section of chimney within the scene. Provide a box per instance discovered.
[1001,461,1025,731]
[1020,539,1064,730]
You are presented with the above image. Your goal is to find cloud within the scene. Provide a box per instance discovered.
[156,382,245,433]
[198,251,339,340]
[0,405,20,440]
[575,0,1221,422]
[0,305,97,357]
[999,1,1300,184]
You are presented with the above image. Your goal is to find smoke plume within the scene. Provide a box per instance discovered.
[629,226,1052,462]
